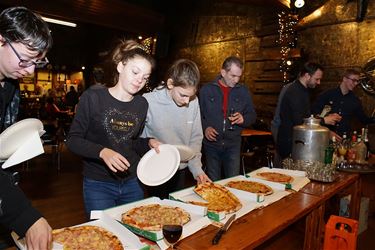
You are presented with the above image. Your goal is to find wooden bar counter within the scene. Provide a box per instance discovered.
[300,172,361,220]
[177,192,321,250]
[177,172,361,250]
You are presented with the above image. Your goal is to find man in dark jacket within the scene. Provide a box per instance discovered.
[277,62,341,159]
[199,56,256,181]
[0,6,53,250]
[312,68,375,136]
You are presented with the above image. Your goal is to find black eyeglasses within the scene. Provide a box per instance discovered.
[345,76,359,83]
[4,37,49,68]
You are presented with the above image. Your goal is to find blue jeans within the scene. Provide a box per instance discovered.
[203,143,241,181]
[83,177,144,218]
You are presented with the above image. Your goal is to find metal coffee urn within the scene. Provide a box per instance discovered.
[292,115,330,162]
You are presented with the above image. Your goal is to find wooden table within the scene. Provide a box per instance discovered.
[177,192,321,250]
[241,129,272,137]
[177,172,361,250]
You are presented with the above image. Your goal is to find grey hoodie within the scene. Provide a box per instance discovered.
[142,88,204,179]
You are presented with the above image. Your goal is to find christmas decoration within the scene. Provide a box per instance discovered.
[139,36,157,92]
[277,11,299,83]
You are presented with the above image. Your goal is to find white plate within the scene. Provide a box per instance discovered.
[0,118,44,160]
[137,144,180,186]
[174,144,195,162]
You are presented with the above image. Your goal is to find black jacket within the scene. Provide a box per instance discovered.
[277,80,311,159]
[0,79,42,237]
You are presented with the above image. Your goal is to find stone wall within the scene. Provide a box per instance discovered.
[168,0,375,126]
[298,0,375,118]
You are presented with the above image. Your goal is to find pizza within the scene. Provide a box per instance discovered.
[226,180,273,195]
[191,183,242,214]
[52,225,123,250]
[121,204,190,231]
[256,172,294,184]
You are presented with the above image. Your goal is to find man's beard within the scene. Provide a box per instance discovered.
[306,82,316,88]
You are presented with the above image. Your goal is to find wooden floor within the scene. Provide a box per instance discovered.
[1,144,375,249]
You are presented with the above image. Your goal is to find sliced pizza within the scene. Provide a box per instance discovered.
[255,172,294,184]
[121,204,190,231]
[52,225,123,250]
[226,180,273,195]
[192,183,242,214]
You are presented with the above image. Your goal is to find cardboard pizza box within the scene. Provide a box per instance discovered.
[216,175,293,207]
[12,212,149,250]
[247,167,310,191]
[103,196,211,245]
[169,182,260,223]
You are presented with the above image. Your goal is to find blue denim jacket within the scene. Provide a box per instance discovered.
[199,78,256,148]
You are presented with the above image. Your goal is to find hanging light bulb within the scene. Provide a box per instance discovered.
[295,0,305,8]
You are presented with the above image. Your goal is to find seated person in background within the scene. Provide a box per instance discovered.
[312,68,375,136]
[91,66,106,89]
[65,86,79,110]
[142,59,211,198]
[45,96,69,119]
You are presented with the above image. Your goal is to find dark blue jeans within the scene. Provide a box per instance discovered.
[83,177,144,218]
[203,143,241,181]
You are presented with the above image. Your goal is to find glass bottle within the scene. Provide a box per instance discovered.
[347,133,358,163]
[324,136,336,164]
[355,136,367,164]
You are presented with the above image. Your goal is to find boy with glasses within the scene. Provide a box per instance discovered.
[312,68,375,136]
[0,6,53,250]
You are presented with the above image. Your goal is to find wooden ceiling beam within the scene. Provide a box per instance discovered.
[0,0,165,34]
[224,0,288,9]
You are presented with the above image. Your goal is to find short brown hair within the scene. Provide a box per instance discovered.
[222,56,243,71]
[344,68,361,77]
[163,59,200,89]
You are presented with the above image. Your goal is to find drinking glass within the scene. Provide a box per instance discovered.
[162,224,183,249]
[228,108,235,131]
[338,145,347,157]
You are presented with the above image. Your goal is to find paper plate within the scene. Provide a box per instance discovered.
[0,118,44,160]
[137,144,180,186]
[174,144,195,162]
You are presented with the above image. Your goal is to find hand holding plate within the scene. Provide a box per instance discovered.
[148,138,162,153]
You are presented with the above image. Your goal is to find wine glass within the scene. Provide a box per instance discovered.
[228,108,235,131]
[162,224,183,249]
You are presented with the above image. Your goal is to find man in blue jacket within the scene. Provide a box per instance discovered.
[199,56,256,181]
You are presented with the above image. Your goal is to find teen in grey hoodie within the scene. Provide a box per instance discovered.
[142,59,210,198]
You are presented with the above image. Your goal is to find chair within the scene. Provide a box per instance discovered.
[240,129,274,175]
[41,122,62,170]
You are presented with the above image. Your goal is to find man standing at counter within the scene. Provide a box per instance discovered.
[277,62,340,160]
[199,56,256,181]
[311,68,375,136]
[0,6,53,250]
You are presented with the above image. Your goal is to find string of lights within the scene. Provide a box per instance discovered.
[139,36,157,92]
[277,11,299,83]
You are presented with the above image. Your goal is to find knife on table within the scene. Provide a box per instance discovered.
[212,214,236,245]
